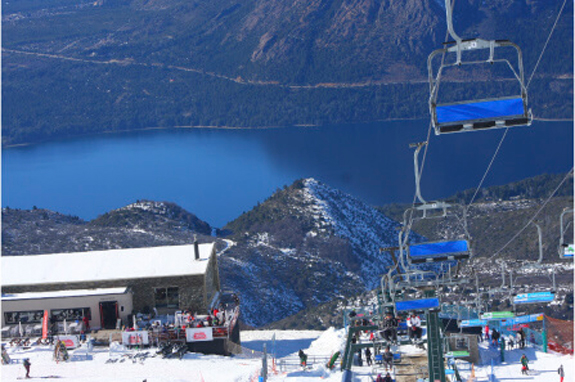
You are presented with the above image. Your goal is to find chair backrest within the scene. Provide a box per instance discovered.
[408,240,470,264]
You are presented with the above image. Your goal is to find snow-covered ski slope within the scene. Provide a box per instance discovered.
[2,329,573,381]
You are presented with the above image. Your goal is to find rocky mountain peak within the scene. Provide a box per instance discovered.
[219,178,404,326]
[91,200,212,235]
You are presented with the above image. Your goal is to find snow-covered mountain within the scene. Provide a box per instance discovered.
[1,200,214,256]
[219,178,406,327]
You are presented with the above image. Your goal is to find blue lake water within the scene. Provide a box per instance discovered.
[2,120,573,227]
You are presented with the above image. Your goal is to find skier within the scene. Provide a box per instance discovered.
[298,349,307,368]
[491,329,500,347]
[484,325,490,341]
[1,345,10,365]
[382,372,393,382]
[375,374,384,382]
[365,347,372,366]
[558,364,565,382]
[520,354,529,375]
[23,358,31,378]
[382,346,393,371]
[407,312,422,342]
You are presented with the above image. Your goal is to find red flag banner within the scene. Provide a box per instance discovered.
[42,310,49,339]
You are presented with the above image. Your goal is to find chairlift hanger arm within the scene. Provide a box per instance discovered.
[532,222,543,264]
[411,141,427,205]
[559,207,574,252]
[407,142,452,219]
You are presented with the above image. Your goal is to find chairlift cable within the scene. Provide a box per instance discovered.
[463,0,569,253]
[526,0,569,90]
[464,127,510,216]
[488,167,574,261]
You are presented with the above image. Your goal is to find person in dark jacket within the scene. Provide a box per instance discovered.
[298,349,307,367]
[382,313,398,343]
[382,346,394,371]
[491,329,500,347]
[382,372,393,382]
[365,347,372,366]
[558,364,565,382]
[23,358,31,378]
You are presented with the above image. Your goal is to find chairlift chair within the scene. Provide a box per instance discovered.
[399,142,473,266]
[427,0,532,135]
[509,264,557,307]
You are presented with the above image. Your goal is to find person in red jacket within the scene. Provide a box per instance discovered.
[82,316,90,333]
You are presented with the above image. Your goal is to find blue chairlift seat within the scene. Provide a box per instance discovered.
[435,96,530,134]
[395,298,440,312]
[408,240,470,264]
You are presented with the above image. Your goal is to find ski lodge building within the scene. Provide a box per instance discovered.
[1,242,221,332]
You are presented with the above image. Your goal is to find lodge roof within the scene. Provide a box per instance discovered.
[2,243,215,287]
[2,287,130,301]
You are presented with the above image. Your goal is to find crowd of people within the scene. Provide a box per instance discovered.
[483,325,527,350]
[128,307,228,334]
[177,308,227,329]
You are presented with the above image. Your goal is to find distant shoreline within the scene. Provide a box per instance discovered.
[2,117,428,149]
[4,116,571,149]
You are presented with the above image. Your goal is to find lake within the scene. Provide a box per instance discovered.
[2,120,573,227]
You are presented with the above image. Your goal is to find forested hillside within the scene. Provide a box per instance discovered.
[2,0,572,146]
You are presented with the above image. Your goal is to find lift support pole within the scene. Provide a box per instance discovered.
[425,289,446,382]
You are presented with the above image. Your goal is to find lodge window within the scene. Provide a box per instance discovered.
[154,287,179,308]
[4,310,44,324]
[50,308,91,322]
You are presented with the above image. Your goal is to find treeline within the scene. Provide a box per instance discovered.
[3,50,571,147]
[446,173,574,205]
[378,172,574,222]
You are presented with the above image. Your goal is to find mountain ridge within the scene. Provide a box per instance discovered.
[2,174,573,326]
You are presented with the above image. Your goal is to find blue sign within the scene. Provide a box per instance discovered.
[500,313,544,327]
[395,298,440,312]
[459,319,486,328]
[513,292,555,305]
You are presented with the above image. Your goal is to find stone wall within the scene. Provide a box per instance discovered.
[204,248,221,309]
